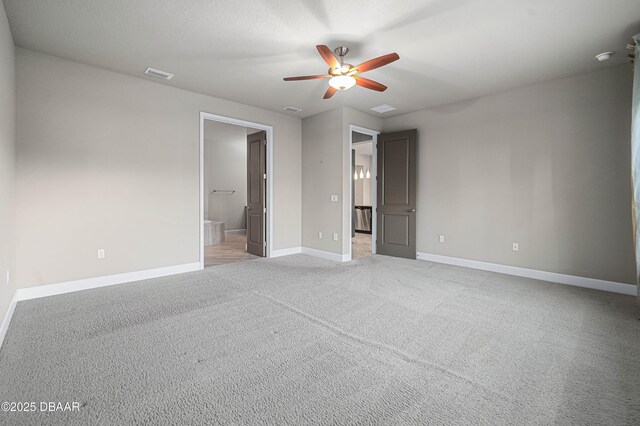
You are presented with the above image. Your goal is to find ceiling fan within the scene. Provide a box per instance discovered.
[284,45,400,99]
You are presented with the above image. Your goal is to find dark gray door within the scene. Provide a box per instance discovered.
[376,129,417,259]
[246,131,266,257]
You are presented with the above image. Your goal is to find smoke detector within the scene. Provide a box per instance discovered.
[144,67,174,80]
[595,52,613,62]
[283,106,303,113]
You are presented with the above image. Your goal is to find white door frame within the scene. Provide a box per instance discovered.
[349,125,379,260]
[199,112,274,268]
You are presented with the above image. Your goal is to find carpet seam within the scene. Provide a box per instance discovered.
[251,290,511,402]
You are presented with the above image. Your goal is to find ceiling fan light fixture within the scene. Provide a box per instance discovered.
[329,75,356,91]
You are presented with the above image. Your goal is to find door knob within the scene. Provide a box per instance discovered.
[245,206,251,210]
[407,208,416,212]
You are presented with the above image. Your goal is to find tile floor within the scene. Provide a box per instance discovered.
[204,233,260,267]
[352,232,372,260]
[206,232,371,266]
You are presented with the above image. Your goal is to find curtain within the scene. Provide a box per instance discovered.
[631,34,640,290]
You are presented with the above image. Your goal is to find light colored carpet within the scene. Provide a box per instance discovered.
[1,254,639,425]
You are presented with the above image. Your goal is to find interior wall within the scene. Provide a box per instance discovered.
[301,108,343,254]
[301,107,382,256]
[382,64,635,284]
[15,48,302,289]
[204,121,247,231]
[0,1,16,325]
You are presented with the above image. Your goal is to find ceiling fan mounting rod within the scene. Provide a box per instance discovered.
[334,46,349,68]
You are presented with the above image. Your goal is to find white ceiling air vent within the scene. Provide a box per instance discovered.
[283,106,303,113]
[144,67,174,80]
[370,104,397,114]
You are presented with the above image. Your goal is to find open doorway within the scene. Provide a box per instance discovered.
[199,113,273,268]
[350,126,379,260]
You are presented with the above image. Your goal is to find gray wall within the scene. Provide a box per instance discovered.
[302,107,381,255]
[204,121,247,231]
[302,108,343,253]
[383,65,635,284]
[15,48,301,288]
[0,2,15,324]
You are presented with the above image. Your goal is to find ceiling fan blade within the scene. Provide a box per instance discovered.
[355,76,387,92]
[350,53,400,73]
[323,86,337,99]
[316,45,340,69]
[283,75,330,81]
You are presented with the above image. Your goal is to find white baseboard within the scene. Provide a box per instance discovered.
[15,262,202,301]
[301,247,350,262]
[271,247,302,258]
[0,262,202,350]
[0,291,19,351]
[417,252,637,296]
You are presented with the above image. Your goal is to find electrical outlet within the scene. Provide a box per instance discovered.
[318,232,323,239]
[97,249,106,259]
[512,242,519,252]
[330,195,339,202]
[439,235,445,243]
[333,233,338,241]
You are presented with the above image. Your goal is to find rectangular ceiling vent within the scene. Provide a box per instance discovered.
[370,104,397,114]
[283,106,303,113]
[144,67,174,80]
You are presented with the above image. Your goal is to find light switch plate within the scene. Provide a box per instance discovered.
[330,195,339,202]
[333,233,338,241]
[97,249,106,259]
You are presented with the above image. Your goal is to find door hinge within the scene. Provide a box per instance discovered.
[263,173,267,179]
[263,208,266,213]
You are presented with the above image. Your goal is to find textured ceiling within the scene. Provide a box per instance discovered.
[4,0,639,118]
